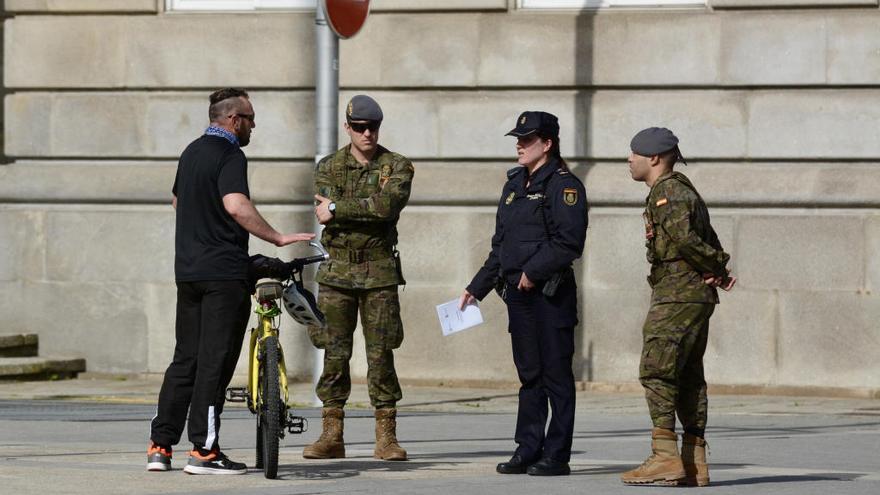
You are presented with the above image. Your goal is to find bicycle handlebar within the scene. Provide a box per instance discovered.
[284,241,330,275]
[287,254,329,272]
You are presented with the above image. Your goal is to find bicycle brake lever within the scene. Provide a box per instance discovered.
[308,241,330,260]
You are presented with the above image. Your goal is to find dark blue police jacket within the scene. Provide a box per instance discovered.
[467,157,588,302]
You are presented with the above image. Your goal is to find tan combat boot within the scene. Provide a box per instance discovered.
[620,427,686,486]
[302,407,345,459]
[681,433,710,486]
[374,408,407,461]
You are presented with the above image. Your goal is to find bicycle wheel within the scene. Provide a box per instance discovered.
[260,336,282,479]
[255,420,264,469]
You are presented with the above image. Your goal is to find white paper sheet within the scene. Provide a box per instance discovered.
[436,299,484,336]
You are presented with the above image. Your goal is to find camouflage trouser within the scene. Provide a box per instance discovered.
[309,284,403,409]
[639,302,715,436]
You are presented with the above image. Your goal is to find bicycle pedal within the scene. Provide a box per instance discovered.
[286,414,308,434]
[225,387,249,403]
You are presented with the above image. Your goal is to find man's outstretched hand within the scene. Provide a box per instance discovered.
[276,232,315,247]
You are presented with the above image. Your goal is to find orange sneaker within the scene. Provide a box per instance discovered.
[146,442,172,472]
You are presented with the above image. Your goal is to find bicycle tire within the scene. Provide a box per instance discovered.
[255,420,264,469]
[260,336,282,479]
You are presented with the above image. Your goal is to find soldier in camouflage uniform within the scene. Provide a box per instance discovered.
[621,128,736,487]
[304,95,413,462]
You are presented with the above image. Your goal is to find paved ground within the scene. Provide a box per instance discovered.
[0,376,878,495]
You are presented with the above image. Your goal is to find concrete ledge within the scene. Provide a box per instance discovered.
[0,356,86,380]
[371,0,508,10]
[4,0,158,12]
[0,334,38,357]
[391,378,880,400]
[711,0,878,8]
[707,383,880,400]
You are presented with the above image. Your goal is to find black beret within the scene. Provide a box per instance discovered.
[506,111,560,138]
[346,95,383,122]
[630,127,680,156]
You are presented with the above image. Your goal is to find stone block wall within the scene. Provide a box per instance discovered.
[2,1,878,391]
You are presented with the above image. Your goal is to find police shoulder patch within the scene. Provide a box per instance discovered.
[563,188,578,206]
[656,198,668,207]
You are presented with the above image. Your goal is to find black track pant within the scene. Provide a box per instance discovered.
[150,280,250,451]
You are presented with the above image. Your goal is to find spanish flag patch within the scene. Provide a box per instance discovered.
[563,188,578,206]
[656,198,668,207]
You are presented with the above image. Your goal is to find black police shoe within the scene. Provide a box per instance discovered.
[496,453,532,474]
[526,457,571,476]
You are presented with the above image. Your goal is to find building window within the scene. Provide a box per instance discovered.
[166,0,315,11]
[519,0,706,8]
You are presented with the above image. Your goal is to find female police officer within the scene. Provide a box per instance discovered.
[460,111,588,476]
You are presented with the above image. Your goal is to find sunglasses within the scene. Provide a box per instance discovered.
[348,121,380,133]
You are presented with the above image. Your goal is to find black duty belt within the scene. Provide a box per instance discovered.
[328,246,393,263]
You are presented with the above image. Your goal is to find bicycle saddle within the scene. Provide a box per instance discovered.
[255,280,284,303]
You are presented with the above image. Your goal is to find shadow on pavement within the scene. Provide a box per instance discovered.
[410,450,512,460]
[574,421,880,440]
[402,393,519,408]
[275,460,457,480]
[570,465,631,476]
[712,473,864,486]
[409,449,588,461]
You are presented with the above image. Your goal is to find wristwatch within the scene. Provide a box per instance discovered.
[328,202,336,216]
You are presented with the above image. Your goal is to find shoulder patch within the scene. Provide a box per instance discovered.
[563,188,578,206]
[656,198,668,207]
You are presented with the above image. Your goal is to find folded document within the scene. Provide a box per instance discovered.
[436,299,484,336]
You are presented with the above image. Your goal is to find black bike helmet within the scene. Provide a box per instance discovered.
[282,280,326,328]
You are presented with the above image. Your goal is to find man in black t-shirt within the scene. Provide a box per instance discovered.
[147,88,314,475]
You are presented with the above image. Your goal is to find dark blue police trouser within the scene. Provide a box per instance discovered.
[505,284,576,463]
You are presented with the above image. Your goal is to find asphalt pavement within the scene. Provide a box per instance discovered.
[0,376,878,495]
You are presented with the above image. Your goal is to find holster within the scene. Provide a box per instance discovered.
[393,248,406,286]
[542,267,573,297]
[493,268,506,300]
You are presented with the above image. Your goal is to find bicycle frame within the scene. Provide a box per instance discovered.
[247,302,290,414]
[225,242,327,478]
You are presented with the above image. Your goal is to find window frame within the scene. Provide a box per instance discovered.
[166,0,316,11]
[518,0,706,9]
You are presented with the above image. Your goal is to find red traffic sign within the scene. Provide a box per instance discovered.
[322,0,371,39]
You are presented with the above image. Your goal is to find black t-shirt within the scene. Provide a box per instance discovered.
[172,135,250,281]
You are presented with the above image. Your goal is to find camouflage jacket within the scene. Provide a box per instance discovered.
[644,171,729,304]
[314,145,414,290]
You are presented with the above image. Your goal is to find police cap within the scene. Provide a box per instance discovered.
[346,95,383,122]
[506,111,559,138]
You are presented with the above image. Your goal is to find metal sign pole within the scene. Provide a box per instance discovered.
[315,6,339,163]
[312,4,339,406]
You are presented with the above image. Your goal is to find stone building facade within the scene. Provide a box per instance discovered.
[1,0,878,393]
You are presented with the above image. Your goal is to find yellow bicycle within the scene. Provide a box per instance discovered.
[226,242,328,479]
